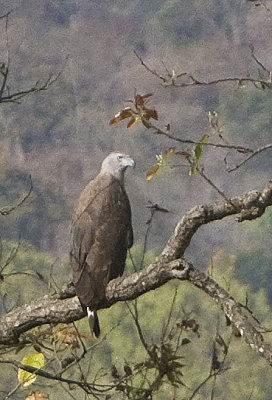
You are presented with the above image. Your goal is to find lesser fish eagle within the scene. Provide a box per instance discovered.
[70,152,134,337]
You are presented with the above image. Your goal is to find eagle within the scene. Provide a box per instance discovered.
[70,152,135,337]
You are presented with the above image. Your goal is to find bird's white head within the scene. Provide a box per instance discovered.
[100,152,135,184]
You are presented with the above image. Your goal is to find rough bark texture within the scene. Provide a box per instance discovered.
[0,182,271,365]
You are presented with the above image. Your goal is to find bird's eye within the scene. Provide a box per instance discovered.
[117,155,123,161]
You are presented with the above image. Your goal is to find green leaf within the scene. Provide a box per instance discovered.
[18,353,45,387]
[189,134,209,177]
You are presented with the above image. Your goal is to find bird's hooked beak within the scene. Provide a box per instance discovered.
[125,155,135,169]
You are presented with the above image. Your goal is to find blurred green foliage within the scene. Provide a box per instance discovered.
[234,208,272,305]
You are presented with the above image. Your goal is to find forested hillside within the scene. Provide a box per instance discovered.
[0,1,272,399]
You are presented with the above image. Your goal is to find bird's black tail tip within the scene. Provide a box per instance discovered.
[87,307,100,338]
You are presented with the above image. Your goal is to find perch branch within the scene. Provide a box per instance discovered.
[0,182,271,366]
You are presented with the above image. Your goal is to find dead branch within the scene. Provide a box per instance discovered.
[134,50,272,89]
[0,13,65,105]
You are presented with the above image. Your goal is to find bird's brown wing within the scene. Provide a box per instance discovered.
[70,174,132,309]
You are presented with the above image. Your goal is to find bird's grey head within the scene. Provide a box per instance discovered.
[100,152,135,184]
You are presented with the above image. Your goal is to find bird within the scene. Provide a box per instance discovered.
[70,152,135,337]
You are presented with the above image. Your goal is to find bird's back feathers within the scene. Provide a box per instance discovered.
[70,173,133,310]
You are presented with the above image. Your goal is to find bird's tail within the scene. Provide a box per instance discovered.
[87,307,100,338]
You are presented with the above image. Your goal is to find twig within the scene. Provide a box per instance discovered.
[139,202,157,269]
[0,174,33,215]
[149,122,254,154]
[134,50,272,90]
[161,288,178,342]
[0,359,115,394]
[0,241,21,274]
[134,50,168,83]
[0,12,10,100]
[4,380,21,400]
[227,143,272,172]
[195,165,239,210]
[249,44,270,74]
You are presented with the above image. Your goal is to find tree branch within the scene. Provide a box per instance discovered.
[227,143,272,173]
[160,180,272,262]
[134,50,272,89]
[0,182,271,367]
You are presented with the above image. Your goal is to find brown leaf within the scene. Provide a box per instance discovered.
[134,94,144,108]
[127,115,140,129]
[111,364,120,379]
[177,319,198,332]
[143,106,158,121]
[124,364,132,377]
[175,151,191,158]
[109,107,133,125]
[146,164,160,181]
[134,93,153,107]
[163,147,176,159]
[142,117,151,128]
[142,92,153,99]
[25,391,49,400]
[211,353,221,371]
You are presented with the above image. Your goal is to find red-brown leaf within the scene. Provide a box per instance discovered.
[142,92,153,99]
[127,115,140,129]
[163,147,176,159]
[175,151,191,158]
[134,94,144,108]
[143,106,158,121]
[109,108,132,125]
[134,93,153,107]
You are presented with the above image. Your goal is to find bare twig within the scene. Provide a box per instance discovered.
[134,50,169,83]
[134,50,272,90]
[0,358,114,395]
[148,122,254,154]
[0,174,33,215]
[126,301,155,361]
[0,12,10,100]
[227,143,272,172]
[0,12,67,105]
[0,72,63,104]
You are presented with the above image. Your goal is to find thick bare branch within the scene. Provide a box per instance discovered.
[0,183,271,366]
[160,180,272,262]
[0,259,190,345]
